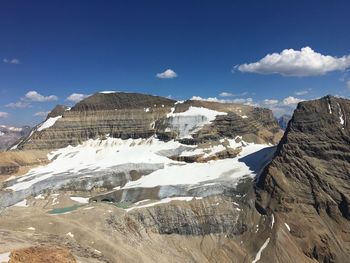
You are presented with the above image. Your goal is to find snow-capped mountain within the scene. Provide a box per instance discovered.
[1,93,348,263]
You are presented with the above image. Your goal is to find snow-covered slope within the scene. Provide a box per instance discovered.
[1,136,274,207]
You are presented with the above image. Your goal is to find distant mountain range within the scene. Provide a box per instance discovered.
[277,114,292,130]
[0,125,31,150]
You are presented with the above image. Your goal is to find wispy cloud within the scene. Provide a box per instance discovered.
[295,90,309,96]
[219,92,233,97]
[0,112,9,118]
[6,101,31,109]
[190,96,257,106]
[66,93,90,103]
[191,95,306,117]
[236,47,350,76]
[156,69,177,79]
[33,111,50,117]
[3,58,20,64]
[25,90,58,102]
[219,91,248,97]
[263,99,279,105]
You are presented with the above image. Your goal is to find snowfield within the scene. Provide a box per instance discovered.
[37,116,62,132]
[165,106,227,138]
[2,134,274,208]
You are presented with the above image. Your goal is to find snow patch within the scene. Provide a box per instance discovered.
[99,91,117,94]
[328,102,332,114]
[37,116,62,132]
[284,223,291,232]
[66,232,74,238]
[271,214,275,229]
[13,199,28,207]
[0,252,10,263]
[27,227,35,231]
[70,196,89,204]
[165,106,227,138]
[252,238,270,263]
[34,194,45,200]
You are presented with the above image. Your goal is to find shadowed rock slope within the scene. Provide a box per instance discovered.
[256,95,350,263]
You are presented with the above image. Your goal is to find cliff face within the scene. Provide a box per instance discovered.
[15,92,282,150]
[256,96,350,262]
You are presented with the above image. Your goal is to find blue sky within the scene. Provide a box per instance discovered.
[1,0,350,125]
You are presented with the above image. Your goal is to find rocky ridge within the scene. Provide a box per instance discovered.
[14,92,281,150]
[256,95,350,262]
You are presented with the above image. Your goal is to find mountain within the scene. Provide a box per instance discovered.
[277,114,292,130]
[1,93,349,262]
[0,125,30,150]
[14,92,282,150]
[256,95,350,262]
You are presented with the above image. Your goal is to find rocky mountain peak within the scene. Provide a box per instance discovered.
[47,105,70,119]
[256,95,350,262]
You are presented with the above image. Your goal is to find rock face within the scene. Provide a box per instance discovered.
[0,125,30,150]
[15,92,282,150]
[256,96,350,262]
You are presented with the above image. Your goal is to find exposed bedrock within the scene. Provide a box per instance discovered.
[13,93,282,150]
[256,96,350,262]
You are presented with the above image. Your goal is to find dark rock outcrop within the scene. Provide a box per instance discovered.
[256,95,350,263]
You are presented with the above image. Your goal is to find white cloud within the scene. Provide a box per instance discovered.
[237,47,350,76]
[189,95,307,117]
[190,96,257,106]
[3,58,20,64]
[33,111,50,117]
[25,90,58,102]
[6,101,31,108]
[263,99,279,105]
[156,69,177,79]
[0,112,9,118]
[295,90,309,96]
[219,92,233,97]
[66,93,90,103]
[282,96,304,105]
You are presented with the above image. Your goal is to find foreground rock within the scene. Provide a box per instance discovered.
[256,95,350,262]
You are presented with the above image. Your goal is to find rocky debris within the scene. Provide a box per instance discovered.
[8,246,77,263]
[0,126,30,151]
[256,95,350,262]
[277,114,292,130]
[0,150,48,179]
